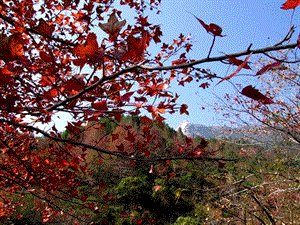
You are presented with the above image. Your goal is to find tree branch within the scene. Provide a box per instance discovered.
[141,43,297,71]
[250,194,276,225]
[31,63,143,114]
[0,13,76,46]
[0,118,236,163]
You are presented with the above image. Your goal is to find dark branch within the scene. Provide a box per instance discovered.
[0,118,236,163]
[141,43,298,71]
[0,13,76,46]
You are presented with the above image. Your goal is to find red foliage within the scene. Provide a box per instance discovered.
[0,0,296,222]
[121,32,151,61]
[281,0,300,9]
[180,104,189,115]
[256,61,283,75]
[225,55,251,69]
[35,19,55,37]
[92,100,108,111]
[72,33,99,59]
[217,53,252,85]
[190,13,224,37]
[0,33,24,61]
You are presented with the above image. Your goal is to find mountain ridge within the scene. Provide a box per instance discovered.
[175,121,289,145]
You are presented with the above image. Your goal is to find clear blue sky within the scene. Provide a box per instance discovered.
[35,1,300,132]
[151,0,299,129]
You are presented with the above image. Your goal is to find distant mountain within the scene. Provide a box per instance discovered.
[176,121,219,139]
[175,121,292,145]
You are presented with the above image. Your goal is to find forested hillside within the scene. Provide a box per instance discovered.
[2,116,299,224]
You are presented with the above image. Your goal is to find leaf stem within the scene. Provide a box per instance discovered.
[208,36,216,58]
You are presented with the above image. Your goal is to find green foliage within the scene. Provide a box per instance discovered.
[173,216,200,225]
[2,194,43,225]
[100,117,118,135]
[115,176,152,204]
[61,129,69,139]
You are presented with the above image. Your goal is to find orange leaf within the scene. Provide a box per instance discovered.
[0,33,24,61]
[39,75,55,86]
[49,88,58,97]
[217,53,252,85]
[0,66,14,85]
[9,33,24,59]
[281,0,300,9]
[241,85,274,104]
[35,19,55,36]
[99,13,126,41]
[72,33,99,58]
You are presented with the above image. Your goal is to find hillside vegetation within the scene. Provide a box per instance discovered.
[3,116,300,224]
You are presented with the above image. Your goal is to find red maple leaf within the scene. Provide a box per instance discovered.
[92,100,108,111]
[72,33,99,59]
[0,33,24,61]
[281,0,300,9]
[189,12,224,37]
[121,91,134,102]
[40,51,55,62]
[256,61,282,75]
[217,53,252,85]
[180,104,189,115]
[226,55,251,69]
[35,19,55,37]
[241,85,274,104]
[121,32,150,61]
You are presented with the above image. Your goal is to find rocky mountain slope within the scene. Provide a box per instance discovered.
[175,121,292,145]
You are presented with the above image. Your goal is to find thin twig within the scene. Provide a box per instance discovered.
[140,43,298,71]
[250,194,276,225]
[208,36,216,58]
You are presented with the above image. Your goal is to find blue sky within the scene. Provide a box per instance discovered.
[150,0,300,129]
